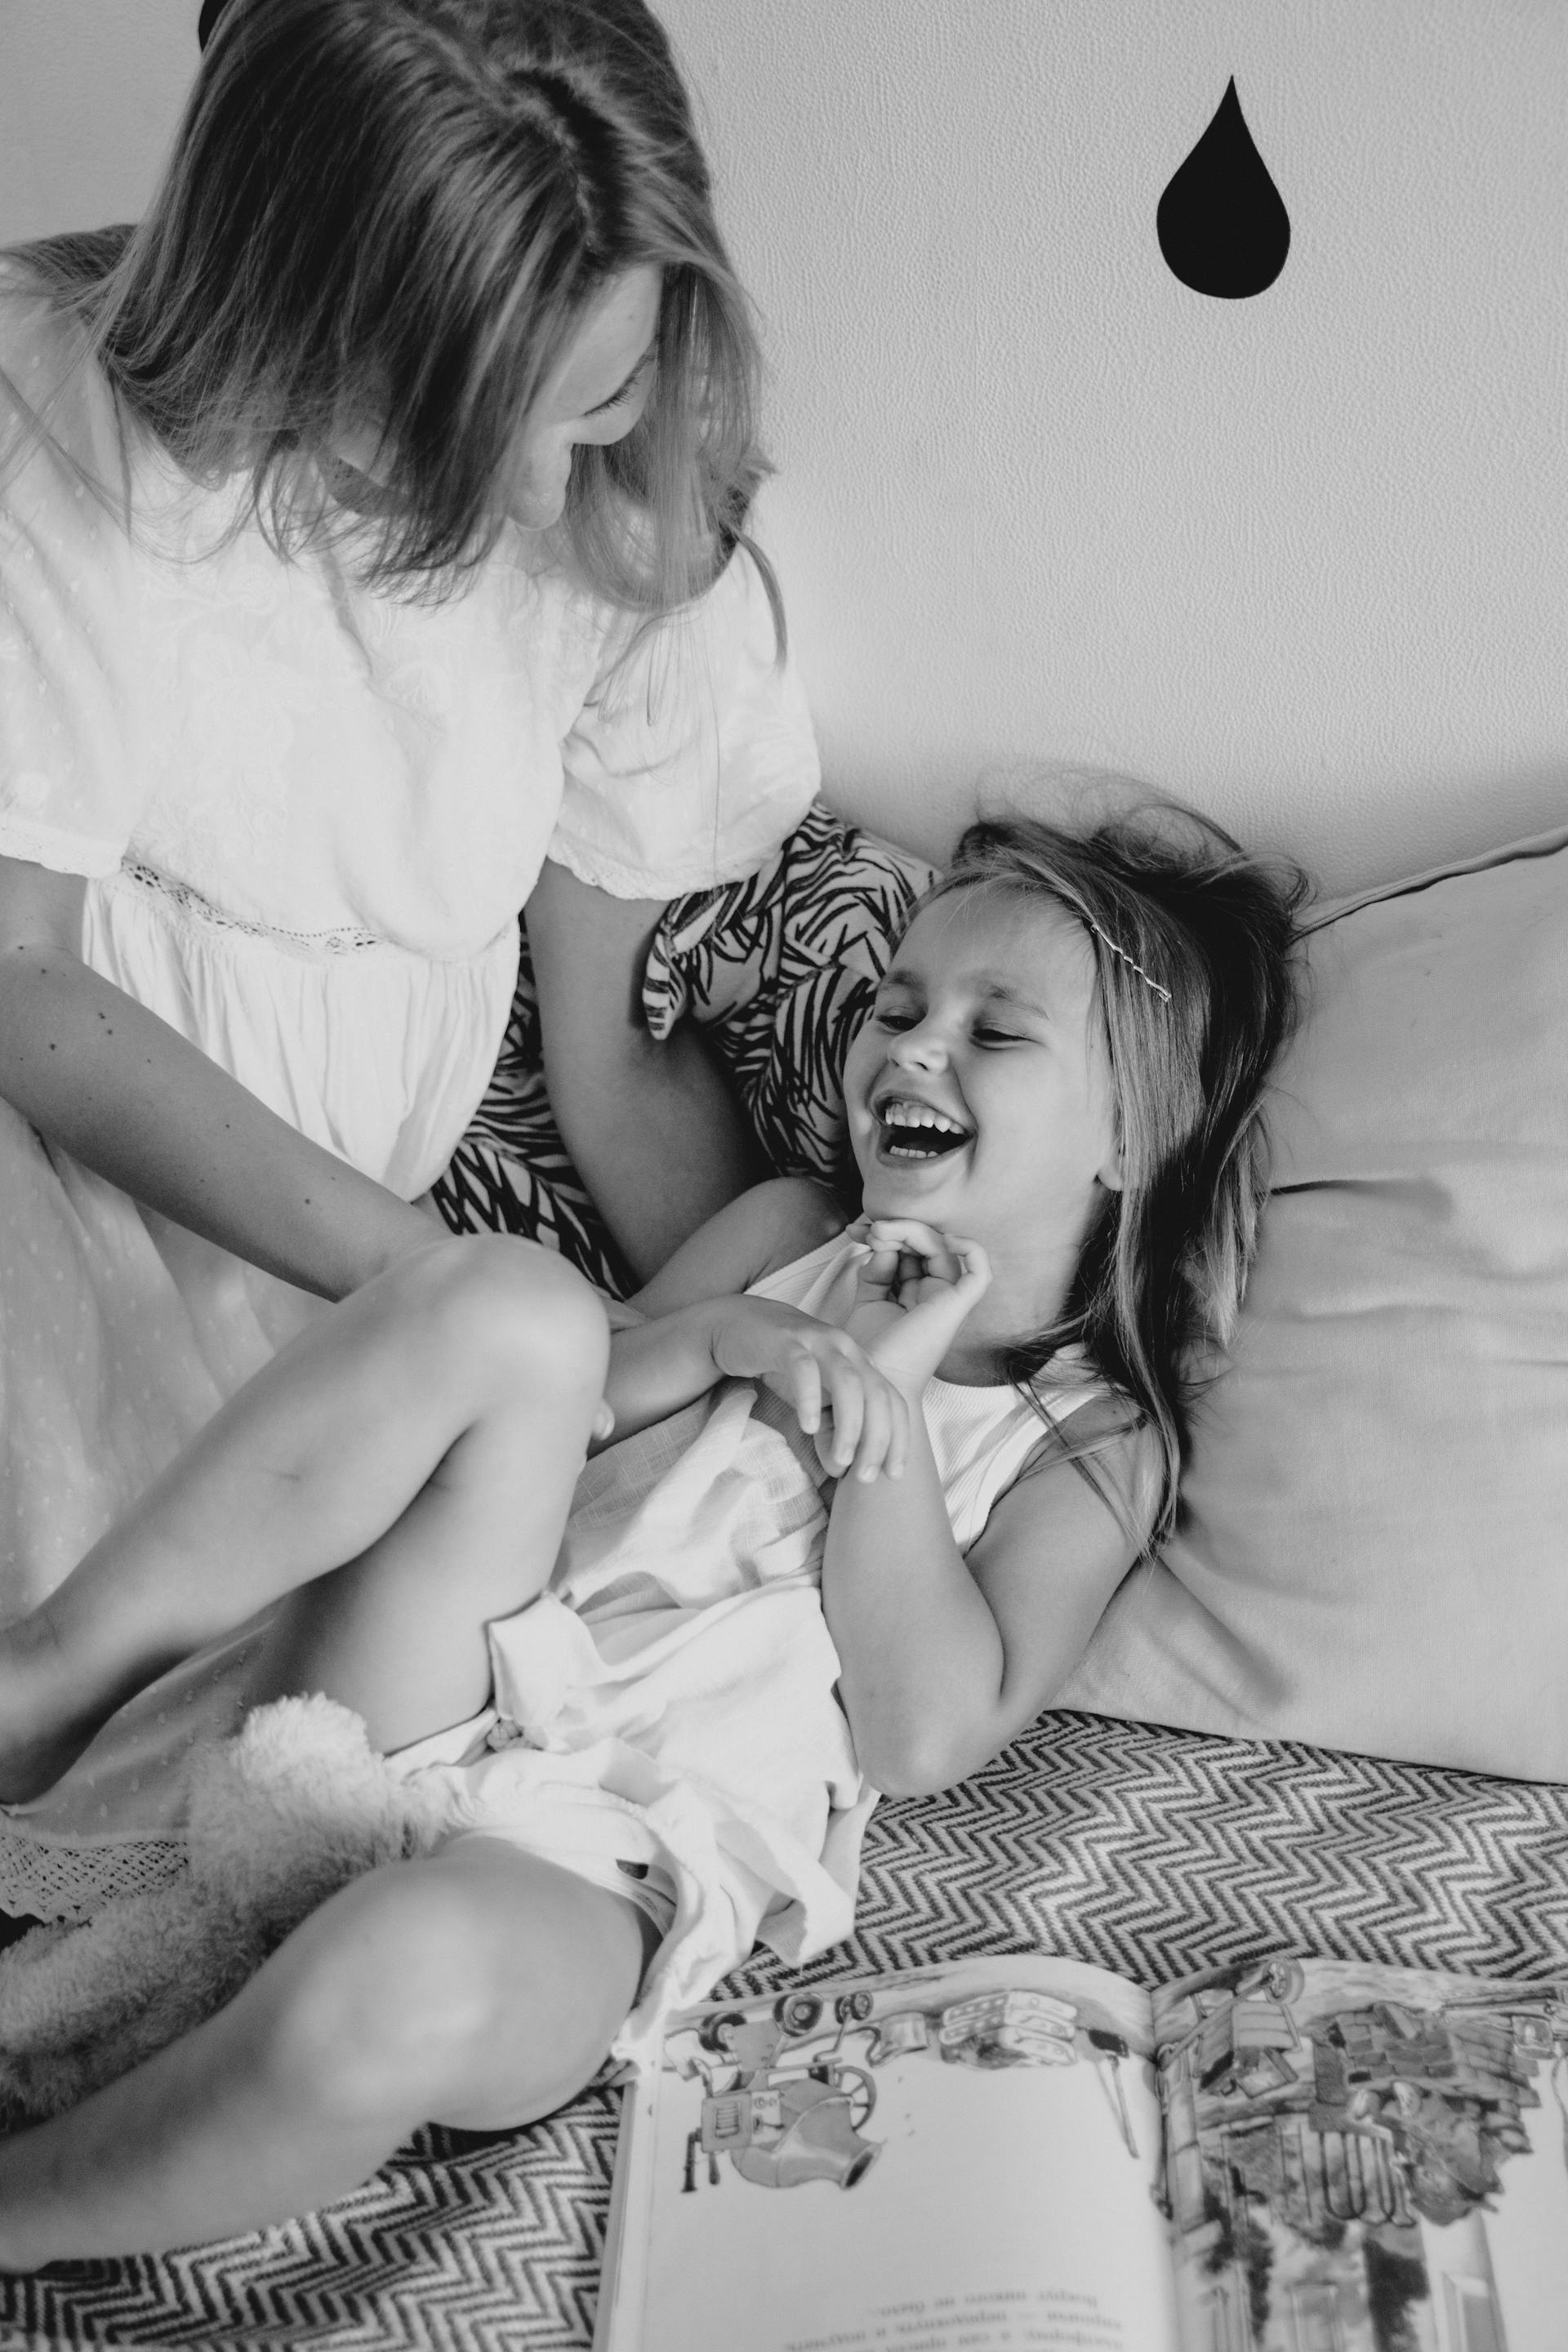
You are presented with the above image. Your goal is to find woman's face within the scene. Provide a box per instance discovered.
[506,265,662,530]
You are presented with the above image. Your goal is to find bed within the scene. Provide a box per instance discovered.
[4,802,1565,2349]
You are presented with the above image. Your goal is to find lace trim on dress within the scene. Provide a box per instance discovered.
[120,860,390,956]
[0,1818,187,1923]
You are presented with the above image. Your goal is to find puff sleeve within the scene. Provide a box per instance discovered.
[0,292,140,880]
[550,544,820,901]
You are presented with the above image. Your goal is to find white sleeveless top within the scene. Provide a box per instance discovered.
[515,1230,1109,1650]
[758,1232,1106,1548]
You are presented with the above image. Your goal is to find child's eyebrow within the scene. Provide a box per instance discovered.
[981,980,1050,1018]
[879,966,1050,1018]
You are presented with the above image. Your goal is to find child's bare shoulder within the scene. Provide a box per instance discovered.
[630,1178,844,1316]
[746,1177,847,1276]
[1009,1396,1163,1552]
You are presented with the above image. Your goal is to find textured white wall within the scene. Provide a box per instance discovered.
[659,0,1568,887]
[0,4,192,242]
[4,1,1566,889]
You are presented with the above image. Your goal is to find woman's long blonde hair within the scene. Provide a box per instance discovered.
[8,0,777,620]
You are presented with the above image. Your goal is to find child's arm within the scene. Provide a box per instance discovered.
[822,1222,1154,1797]
[825,1422,1149,1796]
[624,1174,844,1321]
[594,1178,913,1481]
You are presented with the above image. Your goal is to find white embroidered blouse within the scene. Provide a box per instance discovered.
[0,269,820,1196]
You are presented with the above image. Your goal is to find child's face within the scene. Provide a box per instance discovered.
[844,887,1122,1273]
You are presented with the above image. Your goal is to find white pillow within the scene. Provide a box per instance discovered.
[1060,825,1568,1781]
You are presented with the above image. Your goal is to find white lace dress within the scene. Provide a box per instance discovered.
[0,276,819,1914]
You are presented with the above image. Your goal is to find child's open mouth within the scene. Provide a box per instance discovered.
[875,1098,973,1162]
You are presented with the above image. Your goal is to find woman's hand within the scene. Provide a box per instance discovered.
[708,1295,911,1483]
[844,1218,992,1394]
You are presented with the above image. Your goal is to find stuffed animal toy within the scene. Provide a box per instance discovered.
[0,1695,464,2123]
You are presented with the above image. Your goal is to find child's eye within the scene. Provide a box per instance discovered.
[873,1008,916,1031]
[973,1026,1023,1045]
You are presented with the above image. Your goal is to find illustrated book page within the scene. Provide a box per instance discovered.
[593,1952,1178,2352]
[1154,1956,1568,2352]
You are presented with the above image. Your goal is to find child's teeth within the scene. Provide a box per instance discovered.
[881,1100,964,1134]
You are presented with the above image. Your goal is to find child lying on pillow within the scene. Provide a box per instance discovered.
[0,806,1303,2262]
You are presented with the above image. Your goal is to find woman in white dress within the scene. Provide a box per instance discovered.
[0,0,818,1913]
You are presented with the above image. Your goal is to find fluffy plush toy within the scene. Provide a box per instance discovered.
[0,1695,466,2123]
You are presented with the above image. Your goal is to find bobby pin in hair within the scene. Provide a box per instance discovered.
[1084,915,1173,1003]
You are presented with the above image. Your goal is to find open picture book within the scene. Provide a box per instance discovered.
[593,1949,1568,2352]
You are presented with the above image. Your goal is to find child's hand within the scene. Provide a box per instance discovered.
[709,1296,911,1483]
[844,1219,992,1394]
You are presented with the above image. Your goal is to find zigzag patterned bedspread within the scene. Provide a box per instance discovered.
[4,1710,1564,2350]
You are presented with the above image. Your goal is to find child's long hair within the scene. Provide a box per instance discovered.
[5,0,774,618]
[925,805,1308,1549]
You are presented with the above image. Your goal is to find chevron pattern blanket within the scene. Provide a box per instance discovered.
[4,1708,1564,2350]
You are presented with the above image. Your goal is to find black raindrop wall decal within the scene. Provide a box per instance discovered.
[1157,80,1290,299]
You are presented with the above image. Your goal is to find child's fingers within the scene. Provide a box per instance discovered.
[850,1371,896,1482]
[863,1217,948,1257]
[856,1375,911,1482]
[822,1352,866,1471]
[789,1348,823,1436]
[894,1242,953,1298]
[853,1240,903,1298]
[868,1219,964,1286]
[884,1383,910,1480]
[949,1237,993,1303]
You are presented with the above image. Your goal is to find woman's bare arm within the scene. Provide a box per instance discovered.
[0,854,439,1299]
[525,858,762,1284]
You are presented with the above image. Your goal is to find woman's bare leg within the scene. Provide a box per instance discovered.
[0,1235,610,1796]
[0,1837,647,2269]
